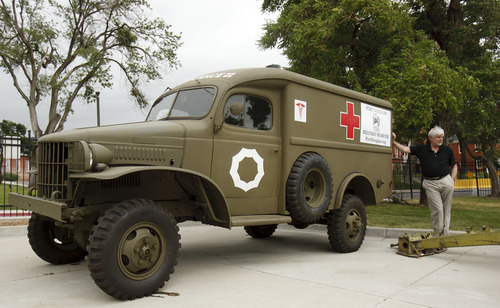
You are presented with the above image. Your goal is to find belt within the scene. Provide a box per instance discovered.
[423,175,447,180]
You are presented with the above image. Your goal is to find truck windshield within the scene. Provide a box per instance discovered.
[147,87,216,121]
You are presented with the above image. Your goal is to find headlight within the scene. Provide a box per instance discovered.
[89,143,113,170]
[68,141,92,172]
[68,141,113,172]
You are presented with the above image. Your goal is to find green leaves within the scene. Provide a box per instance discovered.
[115,26,138,47]
[259,0,409,89]
[0,120,27,137]
[369,33,479,140]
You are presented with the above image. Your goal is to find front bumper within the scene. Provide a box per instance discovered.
[8,193,66,222]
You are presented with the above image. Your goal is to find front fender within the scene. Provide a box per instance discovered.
[71,166,231,229]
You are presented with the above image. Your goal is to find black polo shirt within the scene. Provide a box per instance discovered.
[410,143,456,178]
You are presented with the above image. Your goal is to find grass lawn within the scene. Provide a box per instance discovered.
[0,183,29,206]
[366,196,500,231]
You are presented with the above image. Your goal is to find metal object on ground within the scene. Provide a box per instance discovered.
[393,226,500,258]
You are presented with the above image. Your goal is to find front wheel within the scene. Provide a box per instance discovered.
[87,199,180,300]
[327,194,366,253]
[27,213,87,264]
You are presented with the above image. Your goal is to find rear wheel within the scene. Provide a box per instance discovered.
[88,199,180,300]
[244,224,278,238]
[327,194,366,253]
[27,213,87,264]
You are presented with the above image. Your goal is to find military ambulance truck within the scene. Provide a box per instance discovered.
[10,67,393,299]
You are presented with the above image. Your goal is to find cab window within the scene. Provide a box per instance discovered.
[147,87,216,121]
[224,94,272,130]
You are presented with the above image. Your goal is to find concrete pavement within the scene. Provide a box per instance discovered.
[0,223,499,308]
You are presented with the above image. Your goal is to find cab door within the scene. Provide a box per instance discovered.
[211,89,281,216]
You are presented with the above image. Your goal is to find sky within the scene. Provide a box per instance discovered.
[0,0,288,133]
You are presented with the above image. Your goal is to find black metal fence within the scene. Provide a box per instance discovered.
[0,134,35,217]
[392,157,493,200]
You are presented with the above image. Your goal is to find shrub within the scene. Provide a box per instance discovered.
[3,173,19,181]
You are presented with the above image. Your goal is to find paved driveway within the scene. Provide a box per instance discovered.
[1,223,499,307]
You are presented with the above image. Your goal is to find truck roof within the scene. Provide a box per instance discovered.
[170,67,392,110]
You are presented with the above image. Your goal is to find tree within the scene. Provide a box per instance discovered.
[0,119,26,137]
[260,0,407,91]
[407,0,500,196]
[369,32,478,142]
[0,0,182,139]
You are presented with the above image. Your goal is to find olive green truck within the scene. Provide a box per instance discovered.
[10,67,393,299]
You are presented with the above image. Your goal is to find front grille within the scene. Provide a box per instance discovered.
[38,142,69,200]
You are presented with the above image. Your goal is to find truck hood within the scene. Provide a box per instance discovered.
[38,121,186,145]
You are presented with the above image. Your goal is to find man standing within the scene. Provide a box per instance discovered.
[392,126,458,236]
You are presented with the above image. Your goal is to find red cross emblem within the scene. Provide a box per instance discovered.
[340,101,360,140]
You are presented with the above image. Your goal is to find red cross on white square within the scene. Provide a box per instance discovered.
[340,101,360,140]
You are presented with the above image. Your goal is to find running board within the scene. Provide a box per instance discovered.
[231,215,292,227]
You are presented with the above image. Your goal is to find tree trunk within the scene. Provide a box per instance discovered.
[485,157,500,197]
[28,100,43,139]
[447,0,463,25]
[458,137,468,178]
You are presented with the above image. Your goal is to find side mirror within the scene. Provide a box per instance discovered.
[229,101,243,116]
[215,101,244,133]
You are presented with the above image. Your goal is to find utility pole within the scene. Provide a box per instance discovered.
[96,90,101,127]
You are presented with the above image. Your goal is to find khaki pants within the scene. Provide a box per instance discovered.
[422,175,455,236]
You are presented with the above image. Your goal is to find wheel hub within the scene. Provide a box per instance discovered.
[345,210,363,240]
[119,226,164,278]
[136,236,159,263]
[303,169,325,207]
